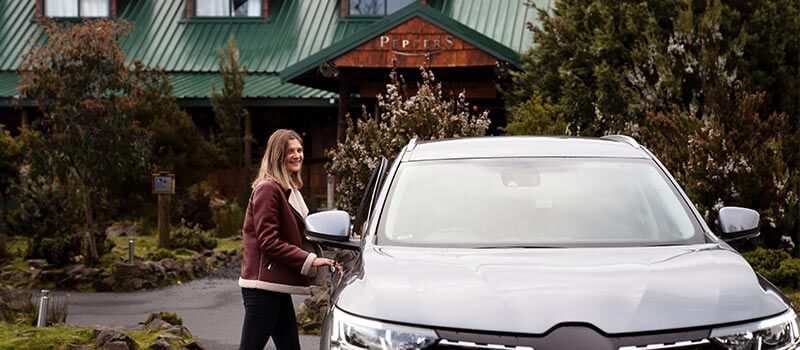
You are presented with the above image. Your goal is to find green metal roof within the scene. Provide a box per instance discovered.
[170,72,335,99]
[0,0,545,99]
[280,1,527,82]
[431,0,549,53]
[0,1,41,71]
[120,0,374,73]
[0,72,19,98]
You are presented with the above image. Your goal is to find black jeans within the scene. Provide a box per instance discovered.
[240,288,301,350]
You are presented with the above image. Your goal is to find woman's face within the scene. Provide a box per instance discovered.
[284,138,304,173]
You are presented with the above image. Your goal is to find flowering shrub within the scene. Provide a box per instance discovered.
[328,65,490,213]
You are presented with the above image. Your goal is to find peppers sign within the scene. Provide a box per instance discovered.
[152,173,175,195]
[379,35,455,51]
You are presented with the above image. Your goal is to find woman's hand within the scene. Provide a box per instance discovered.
[312,257,342,272]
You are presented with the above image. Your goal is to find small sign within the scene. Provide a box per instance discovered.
[152,173,175,194]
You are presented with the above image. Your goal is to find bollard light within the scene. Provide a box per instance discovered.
[36,290,49,327]
[128,238,135,264]
[327,174,335,210]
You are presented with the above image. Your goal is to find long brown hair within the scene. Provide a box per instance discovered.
[251,129,303,190]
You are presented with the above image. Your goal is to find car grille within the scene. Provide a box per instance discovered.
[433,327,721,350]
[618,339,715,350]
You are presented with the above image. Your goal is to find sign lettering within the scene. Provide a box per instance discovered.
[379,35,455,51]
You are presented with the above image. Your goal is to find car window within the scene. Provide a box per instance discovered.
[352,157,388,237]
[378,158,703,247]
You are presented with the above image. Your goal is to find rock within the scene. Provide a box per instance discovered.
[93,276,115,292]
[26,259,48,268]
[67,345,93,350]
[164,325,192,338]
[94,329,137,350]
[39,268,66,283]
[103,341,133,350]
[106,222,141,238]
[0,270,31,286]
[183,342,205,350]
[149,339,171,350]
[143,317,170,332]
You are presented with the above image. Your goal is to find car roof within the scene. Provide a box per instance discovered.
[405,136,650,161]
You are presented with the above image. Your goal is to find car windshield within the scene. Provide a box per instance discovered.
[377,158,704,247]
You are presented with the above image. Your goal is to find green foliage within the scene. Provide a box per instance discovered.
[328,66,490,213]
[211,35,250,170]
[507,0,684,135]
[743,248,800,290]
[17,19,151,262]
[508,0,799,252]
[30,235,82,267]
[145,248,177,262]
[504,91,567,135]
[170,222,218,251]
[176,183,215,230]
[144,311,183,326]
[7,168,85,266]
[212,201,244,238]
[132,64,220,195]
[0,124,22,223]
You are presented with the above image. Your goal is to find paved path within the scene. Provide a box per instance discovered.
[59,265,321,350]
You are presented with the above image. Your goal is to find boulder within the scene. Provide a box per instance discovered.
[106,222,141,238]
[149,339,171,350]
[26,259,48,268]
[94,328,137,350]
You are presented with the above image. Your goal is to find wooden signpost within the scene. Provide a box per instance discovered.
[152,172,175,249]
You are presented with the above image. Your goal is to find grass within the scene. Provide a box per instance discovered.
[0,323,194,350]
[106,234,240,264]
[0,323,94,350]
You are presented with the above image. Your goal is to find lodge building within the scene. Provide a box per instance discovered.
[0,0,546,206]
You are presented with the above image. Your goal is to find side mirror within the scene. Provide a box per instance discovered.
[306,210,360,250]
[718,206,760,242]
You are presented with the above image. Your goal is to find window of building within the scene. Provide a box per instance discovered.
[349,0,416,16]
[195,0,262,17]
[44,0,110,18]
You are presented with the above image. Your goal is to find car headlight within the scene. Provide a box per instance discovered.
[710,309,800,350]
[330,307,439,350]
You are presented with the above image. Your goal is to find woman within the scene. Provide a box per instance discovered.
[239,129,337,350]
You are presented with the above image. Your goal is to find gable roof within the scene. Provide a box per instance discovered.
[0,0,547,100]
[280,1,524,83]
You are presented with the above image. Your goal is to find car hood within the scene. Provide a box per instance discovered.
[335,244,788,334]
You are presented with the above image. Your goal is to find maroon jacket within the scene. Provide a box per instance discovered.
[239,181,316,294]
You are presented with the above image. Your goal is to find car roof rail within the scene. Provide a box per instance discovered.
[406,137,419,151]
[601,135,640,149]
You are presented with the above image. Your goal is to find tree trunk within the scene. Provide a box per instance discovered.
[244,112,253,183]
[83,187,100,264]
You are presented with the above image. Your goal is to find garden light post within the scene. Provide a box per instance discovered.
[128,237,135,263]
[152,172,175,249]
[36,289,49,327]
[327,174,335,210]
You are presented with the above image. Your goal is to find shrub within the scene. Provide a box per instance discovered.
[328,65,489,213]
[743,248,800,290]
[212,201,244,238]
[0,234,9,263]
[170,222,217,251]
[8,171,87,266]
[29,234,82,267]
[176,184,214,230]
[145,248,177,262]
